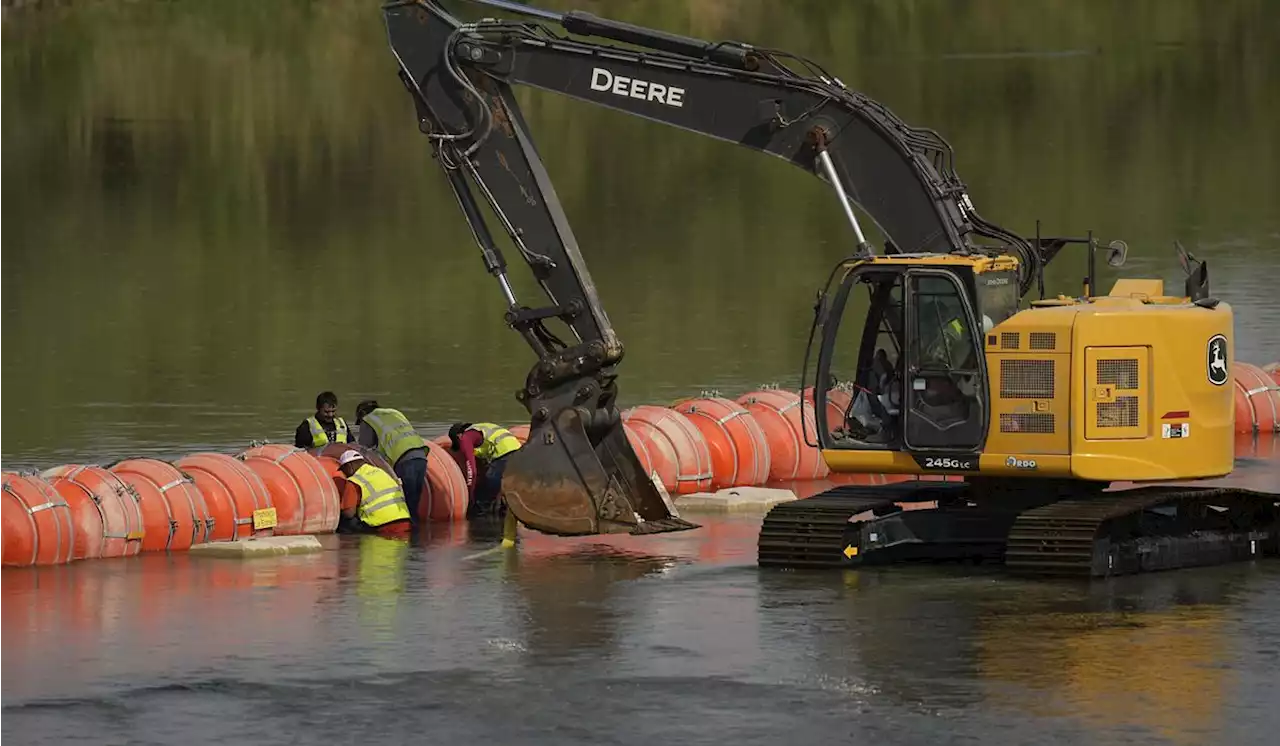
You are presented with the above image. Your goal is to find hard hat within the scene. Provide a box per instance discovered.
[338,450,364,467]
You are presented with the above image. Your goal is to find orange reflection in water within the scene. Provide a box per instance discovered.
[1,543,343,695]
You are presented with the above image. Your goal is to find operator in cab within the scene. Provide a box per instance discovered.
[446,422,521,519]
[295,391,350,449]
[336,450,412,536]
[354,400,428,525]
[915,296,989,430]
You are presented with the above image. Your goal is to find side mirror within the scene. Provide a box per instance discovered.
[1105,239,1128,268]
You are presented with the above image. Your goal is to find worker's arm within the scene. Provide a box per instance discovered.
[450,430,484,492]
[293,421,312,450]
[340,481,361,520]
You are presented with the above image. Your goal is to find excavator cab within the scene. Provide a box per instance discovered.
[809,256,1019,471]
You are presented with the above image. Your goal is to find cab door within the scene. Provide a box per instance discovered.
[902,268,989,456]
[810,261,906,451]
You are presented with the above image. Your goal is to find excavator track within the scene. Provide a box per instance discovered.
[760,483,1280,577]
[1006,486,1280,577]
[757,482,970,568]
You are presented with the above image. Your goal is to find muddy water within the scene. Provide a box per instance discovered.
[5,512,1280,745]
[3,0,1280,743]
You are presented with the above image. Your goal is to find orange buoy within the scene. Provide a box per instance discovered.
[621,405,713,494]
[1233,363,1280,434]
[1265,362,1280,386]
[40,465,144,559]
[802,385,854,436]
[238,445,339,536]
[625,419,679,492]
[737,388,829,481]
[2,472,76,566]
[1235,432,1280,460]
[509,424,531,444]
[622,421,656,480]
[174,453,275,541]
[673,396,771,488]
[110,458,211,552]
[41,469,105,561]
[423,444,469,523]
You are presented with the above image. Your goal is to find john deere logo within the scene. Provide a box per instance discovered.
[1207,334,1228,386]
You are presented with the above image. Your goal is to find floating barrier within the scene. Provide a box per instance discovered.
[673,396,771,489]
[622,405,714,495]
[41,465,143,559]
[1236,432,1279,460]
[2,473,75,566]
[626,417,679,491]
[238,445,339,536]
[623,421,657,482]
[110,458,212,552]
[1234,362,1280,434]
[423,444,469,523]
[737,388,829,481]
[43,469,105,561]
[174,453,275,542]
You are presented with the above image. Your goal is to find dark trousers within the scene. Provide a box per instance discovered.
[468,453,510,519]
[395,456,427,525]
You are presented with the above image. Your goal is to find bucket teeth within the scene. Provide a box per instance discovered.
[630,517,701,536]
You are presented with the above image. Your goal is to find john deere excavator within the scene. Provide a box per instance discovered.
[383,0,1279,576]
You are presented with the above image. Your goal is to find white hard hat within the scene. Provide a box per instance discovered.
[338,450,364,467]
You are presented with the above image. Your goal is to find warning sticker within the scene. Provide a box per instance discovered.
[1162,423,1190,439]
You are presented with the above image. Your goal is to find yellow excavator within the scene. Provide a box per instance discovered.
[382,0,1279,576]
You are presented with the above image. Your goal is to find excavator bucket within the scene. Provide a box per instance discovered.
[499,404,700,537]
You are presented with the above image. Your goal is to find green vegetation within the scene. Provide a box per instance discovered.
[2,0,1276,464]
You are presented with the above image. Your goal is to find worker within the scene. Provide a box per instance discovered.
[336,450,412,535]
[354,400,428,525]
[294,391,349,449]
[918,298,993,371]
[914,297,987,432]
[447,421,521,519]
[920,297,970,370]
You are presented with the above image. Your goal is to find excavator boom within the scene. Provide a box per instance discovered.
[381,0,1036,537]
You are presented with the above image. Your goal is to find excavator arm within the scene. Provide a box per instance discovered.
[382,0,1038,537]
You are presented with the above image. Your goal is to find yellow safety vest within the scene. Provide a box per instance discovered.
[306,416,349,447]
[362,408,426,465]
[349,463,410,527]
[471,422,521,462]
[926,318,966,365]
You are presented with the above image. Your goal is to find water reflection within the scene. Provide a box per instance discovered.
[756,563,1254,740]
[498,542,682,663]
[1,548,344,701]
[974,571,1248,744]
[350,535,411,646]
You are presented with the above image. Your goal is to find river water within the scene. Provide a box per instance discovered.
[3,1,1279,744]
